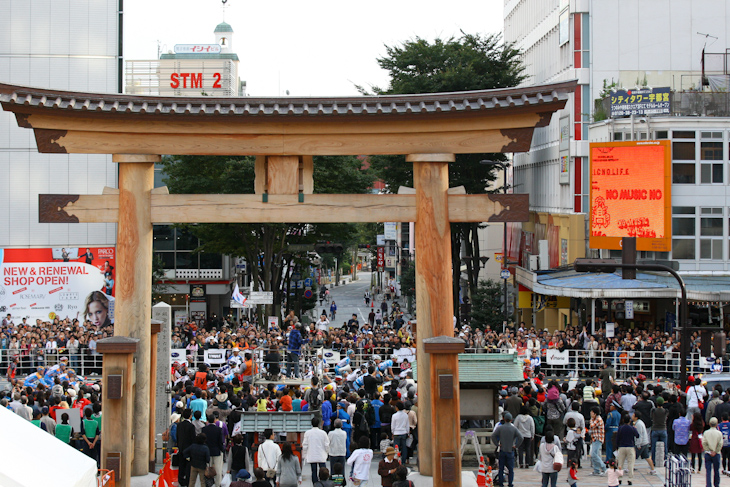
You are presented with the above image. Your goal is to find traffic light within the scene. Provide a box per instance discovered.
[314,242,344,254]
[714,332,726,357]
[574,259,618,273]
[357,244,372,249]
[701,332,712,357]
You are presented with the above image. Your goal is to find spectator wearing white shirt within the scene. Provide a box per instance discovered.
[257,429,282,487]
[302,418,330,483]
[686,377,708,420]
[328,419,348,474]
[347,436,374,485]
[391,402,410,463]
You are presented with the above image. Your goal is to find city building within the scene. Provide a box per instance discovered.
[126,21,245,324]
[0,0,121,249]
[502,0,730,330]
[0,1,121,322]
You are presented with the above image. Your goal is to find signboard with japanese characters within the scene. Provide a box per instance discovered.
[590,141,671,251]
[610,87,671,117]
[174,44,222,54]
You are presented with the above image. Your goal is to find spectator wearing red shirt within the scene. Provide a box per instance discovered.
[280,388,293,411]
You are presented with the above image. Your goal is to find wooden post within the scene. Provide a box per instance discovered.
[113,154,158,477]
[97,336,140,487]
[149,321,162,472]
[424,337,465,487]
[409,153,455,478]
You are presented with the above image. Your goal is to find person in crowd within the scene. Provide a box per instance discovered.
[276,441,302,487]
[202,412,225,487]
[183,433,211,487]
[347,437,374,487]
[588,407,606,476]
[258,429,282,487]
[378,446,401,487]
[491,412,523,487]
[632,410,656,475]
[514,405,535,468]
[537,431,561,487]
[328,419,348,474]
[690,412,706,473]
[703,417,723,487]
[615,413,639,485]
[302,418,330,483]
[650,397,668,467]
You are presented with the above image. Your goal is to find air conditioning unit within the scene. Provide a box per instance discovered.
[538,240,549,270]
[528,255,539,271]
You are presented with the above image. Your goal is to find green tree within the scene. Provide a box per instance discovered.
[161,155,374,326]
[363,32,525,322]
[470,279,503,330]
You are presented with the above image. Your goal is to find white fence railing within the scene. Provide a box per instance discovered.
[0,346,720,383]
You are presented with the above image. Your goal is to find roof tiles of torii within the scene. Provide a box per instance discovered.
[0,80,575,156]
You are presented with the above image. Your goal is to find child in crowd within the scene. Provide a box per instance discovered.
[391,466,413,487]
[380,432,393,455]
[606,459,623,487]
[331,461,347,487]
[251,467,270,487]
[565,418,581,466]
[567,460,579,487]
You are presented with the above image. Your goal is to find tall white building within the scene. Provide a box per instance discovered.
[503,0,730,330]
[0,0,121,248]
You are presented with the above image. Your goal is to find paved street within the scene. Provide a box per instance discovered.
[312,271,379,328]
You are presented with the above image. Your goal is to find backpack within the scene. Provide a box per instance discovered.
[308,388,322,410]
[533,414,546,435]
[357,411,369,433]
[546,401,563,420]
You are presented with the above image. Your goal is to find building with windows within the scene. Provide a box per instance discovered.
[127,21,246,323]
[502,0,730,330]
[0,1,121,249]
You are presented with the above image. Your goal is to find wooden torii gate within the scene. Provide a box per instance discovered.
[0,80,574,487]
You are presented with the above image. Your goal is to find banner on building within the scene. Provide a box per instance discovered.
[589,141,671,251]
[0,247,115,324]
[609,87,671,117]
[546,349,570,365]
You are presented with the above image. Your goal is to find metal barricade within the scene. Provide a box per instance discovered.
[665,453,691,487]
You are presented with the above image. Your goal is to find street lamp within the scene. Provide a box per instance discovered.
[480,159,512,331]
[573,258,690,390]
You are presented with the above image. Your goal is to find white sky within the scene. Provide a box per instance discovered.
[123,0,504,97]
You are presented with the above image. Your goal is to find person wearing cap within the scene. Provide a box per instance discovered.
[704,416,724,487]
[40,405,56,435]
[228,347,243,368]
[650,396,668,467]
[491,412,523,487]
[378,446,401,487]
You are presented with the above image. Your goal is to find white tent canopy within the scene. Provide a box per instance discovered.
[0,405,97,487]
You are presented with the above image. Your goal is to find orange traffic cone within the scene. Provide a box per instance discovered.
[394,444,401,461]
[477,457,487,487]
[486,465,493,487]
[371,300,374,308]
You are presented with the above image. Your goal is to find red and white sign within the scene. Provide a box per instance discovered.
[0,247,115,324]
[170,72,223,89]
[377,247,385,269]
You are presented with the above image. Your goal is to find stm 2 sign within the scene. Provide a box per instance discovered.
[170,73,222,89]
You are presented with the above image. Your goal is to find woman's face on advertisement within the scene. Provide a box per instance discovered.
[88,301,107,327]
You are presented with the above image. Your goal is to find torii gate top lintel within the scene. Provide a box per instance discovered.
[0,80,575,156]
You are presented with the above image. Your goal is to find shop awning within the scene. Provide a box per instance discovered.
[515,266,730,301]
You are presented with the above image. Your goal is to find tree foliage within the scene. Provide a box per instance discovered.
[470,279,504,330]
[160,155,374,326]
[363,32,525,322]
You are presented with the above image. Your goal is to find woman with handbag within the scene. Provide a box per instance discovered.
[276,442,301,487]
[538,431,563,487]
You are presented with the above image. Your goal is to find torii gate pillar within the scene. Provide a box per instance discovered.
[113,154,158,476]
[409,154,457,481]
